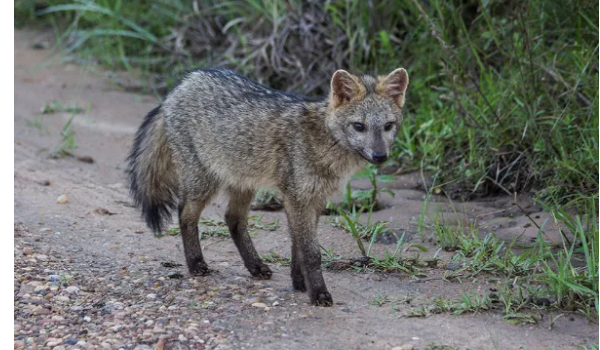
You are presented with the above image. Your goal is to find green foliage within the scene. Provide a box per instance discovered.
[40,101,84,115]
[429,197,599,317]
[451,231,546,277]
[260,250,290,266]
[539,201,599,313]
[343,164,395,211]
[52,115,77,158]
[162,215,278,239]
[252,188,283,211]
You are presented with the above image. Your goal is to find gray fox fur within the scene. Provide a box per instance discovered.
[127,67,409,306]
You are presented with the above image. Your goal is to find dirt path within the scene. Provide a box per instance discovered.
[14,30,597,350]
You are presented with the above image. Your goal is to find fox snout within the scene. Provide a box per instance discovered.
[370,151,387,164]
[362,150,388,165]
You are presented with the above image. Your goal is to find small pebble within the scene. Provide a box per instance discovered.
[65,286,80,294]
[76,156,94,164]
[33,306,51,315]
[48,275,61,282]
[252,302,267,308]
[56,195,68,204]
[22,247,34,255]
[63,338,78,345]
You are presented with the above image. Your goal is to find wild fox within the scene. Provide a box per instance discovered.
[128,67,409,306]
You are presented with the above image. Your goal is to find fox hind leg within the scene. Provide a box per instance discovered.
[225,188,272,279]
[177,165,219,276]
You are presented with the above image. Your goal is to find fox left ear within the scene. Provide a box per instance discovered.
[378,68,409,107]
[330,70,364,108]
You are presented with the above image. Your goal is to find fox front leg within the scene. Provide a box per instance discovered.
[284,196,332,306]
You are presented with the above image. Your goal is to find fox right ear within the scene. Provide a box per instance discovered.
[378,68,409,107]
[330,70,363,108]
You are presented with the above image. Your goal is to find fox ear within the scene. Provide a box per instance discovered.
[379,68,409,107]
[330,70,363,108]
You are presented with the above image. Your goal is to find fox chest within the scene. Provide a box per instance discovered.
[290,158,365,202]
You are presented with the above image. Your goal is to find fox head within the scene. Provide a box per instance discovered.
[327,68,409,165]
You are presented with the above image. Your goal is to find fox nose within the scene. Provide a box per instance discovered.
[372,152,387,164]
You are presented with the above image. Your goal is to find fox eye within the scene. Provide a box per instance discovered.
[353,122,366,132]
[384,122,394,131]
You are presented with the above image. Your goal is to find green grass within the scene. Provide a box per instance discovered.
[426,197,599,318]
[340,164,396,211]
[259,250,290,266]
[407,289,540,325]
[330,207,390,255]
[539,201,599,315]
[40,101,85,115]
[162,215,279,239]
[251,188,283,211]
[369,294,392,307]
[51,114,77,158]
[407,292,494,317]
[328,206,430,275]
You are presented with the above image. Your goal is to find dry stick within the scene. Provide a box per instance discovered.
[498,152,524,186]
[484,176,557,245]
[549,314,565,331]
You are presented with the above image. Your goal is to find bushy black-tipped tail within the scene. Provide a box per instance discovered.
[127,106,178,233]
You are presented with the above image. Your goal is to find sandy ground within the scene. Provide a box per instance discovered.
[14,30,598,350]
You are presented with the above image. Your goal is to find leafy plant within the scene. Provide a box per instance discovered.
[51,115,77,158]
[342,164,395,211]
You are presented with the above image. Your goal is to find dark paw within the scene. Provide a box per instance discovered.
[249,263,272,280]
[292,274,306,292]
[188,261,210,276]
[311,291,333,306]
